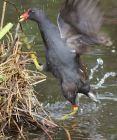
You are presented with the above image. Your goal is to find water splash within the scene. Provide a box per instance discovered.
[94,72,116,89]
[89,58,103,80]
[98,95,117,102]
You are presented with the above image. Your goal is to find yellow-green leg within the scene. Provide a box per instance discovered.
[61,105,78,120]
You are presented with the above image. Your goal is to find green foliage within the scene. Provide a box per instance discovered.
[0,23,13,40]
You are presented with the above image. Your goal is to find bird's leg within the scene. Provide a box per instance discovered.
[72,104,79,112]
[42,63,49,71]
[61,104,78,120]
[61,83,79,120]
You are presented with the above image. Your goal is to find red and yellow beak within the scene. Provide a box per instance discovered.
[19,10,30,22]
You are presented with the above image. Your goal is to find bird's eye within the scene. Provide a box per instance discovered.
[28,9,35,13]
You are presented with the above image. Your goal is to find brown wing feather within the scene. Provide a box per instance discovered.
[58,0,112,54]
[60,0,103,37]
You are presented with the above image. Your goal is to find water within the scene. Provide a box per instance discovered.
[0,0,117,140]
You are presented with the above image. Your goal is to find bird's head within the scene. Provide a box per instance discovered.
[19,8,45,22]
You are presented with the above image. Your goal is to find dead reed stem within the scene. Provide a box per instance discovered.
[0,23,58,139]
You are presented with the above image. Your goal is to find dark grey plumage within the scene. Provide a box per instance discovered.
[21,7,97,105]
[20,0,106,107]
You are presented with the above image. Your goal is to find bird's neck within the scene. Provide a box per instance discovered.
[31,15,58,50]
[30,13,60,50]
[33,14,52,29]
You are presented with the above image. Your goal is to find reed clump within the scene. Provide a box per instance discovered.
[0,21,57,139]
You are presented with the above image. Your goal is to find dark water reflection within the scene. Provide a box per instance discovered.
[0,0,117,140]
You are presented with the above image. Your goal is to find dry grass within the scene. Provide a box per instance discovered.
[0,21,58,139]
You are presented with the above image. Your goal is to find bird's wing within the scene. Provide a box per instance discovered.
[57,13,77,39]
[58,0,103,39]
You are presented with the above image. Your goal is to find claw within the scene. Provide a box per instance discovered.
[61,106,78,120]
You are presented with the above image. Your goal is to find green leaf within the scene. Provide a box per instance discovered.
[0,23,13,40]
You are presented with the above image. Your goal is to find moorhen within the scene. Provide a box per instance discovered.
[19,0,110,119]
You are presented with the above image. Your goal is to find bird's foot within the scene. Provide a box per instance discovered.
[61,106,78,120]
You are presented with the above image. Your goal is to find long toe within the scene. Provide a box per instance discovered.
[61,106,78,120]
